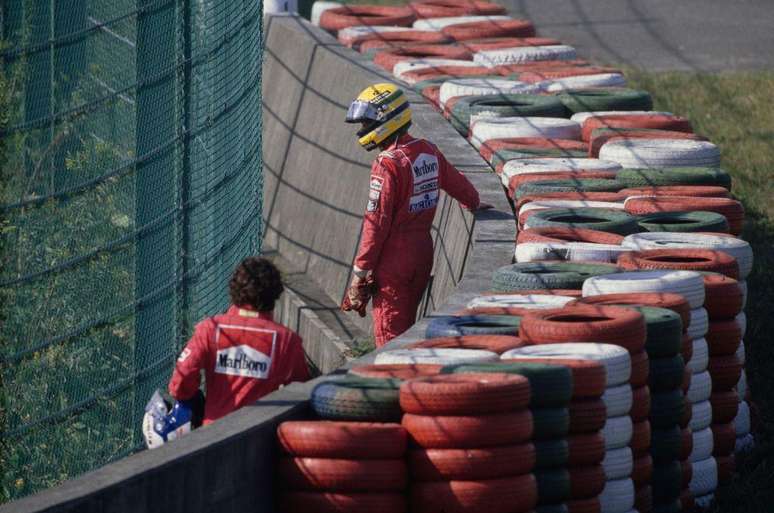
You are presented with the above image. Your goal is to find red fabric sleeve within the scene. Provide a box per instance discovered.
[168,320,212,400]
[283,333,311,383]
[437,150,480,210]
[353,158,397,271]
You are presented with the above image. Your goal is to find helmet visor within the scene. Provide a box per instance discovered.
[346,100,380,123]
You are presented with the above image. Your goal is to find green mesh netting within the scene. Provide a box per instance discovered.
[0,0,263,500]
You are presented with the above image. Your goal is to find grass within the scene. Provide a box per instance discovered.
[619,70,774,513]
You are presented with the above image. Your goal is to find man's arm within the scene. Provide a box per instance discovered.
[168,320,212,401]
[282,333,311,383]
[436,149,481,210]
[352,157,398,274]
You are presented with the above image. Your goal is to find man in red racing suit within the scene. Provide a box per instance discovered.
[169,257,309,424]
[348,133,483,346]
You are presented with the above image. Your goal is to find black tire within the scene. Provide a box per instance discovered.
[651,461,682,504]
[515,179,624,199]
[649,389,685,429]
[450,93,568,136]
[535,468,571,504]
[532,408,571,440]
[557,88,653,114]
[524,207,640,236]
[650,426,682,463]
[636,210,730,233]
[535,439,569,469]
[648,355,685,393]
[426,315,522,338]
[616,167,732,188]
[442,362,573,408]
[311,377,402,422]
[492,261,620,292]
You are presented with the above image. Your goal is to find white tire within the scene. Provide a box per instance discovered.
[689,457,718,496]
[311,1,342,25]
[375,348,499,365]
[690,427,715,462]
[439,78,543,107]
[471,117,581,150]
[735,433,755,453]
[467,294,575,309]
[621,233,753,279]
[393,58,482,79]
[690,400,713,431]
[600,139,721,169]
[740,280,748,309]
[694,493,715,510]
[337,25,413,46]
[504,157,622,175]
[515,242,632,264]
[687,338,709,373]
[571,111,673,124]
[734,400,750,436]
[502,343,631,386]
[544,73,627,92]
[736,369,747,401]
[412,15,511,30]
[599,478,635,513]
[603,447,634,480]
[735,341,746,365]
[687,308,709,340]
[520,200,625,216]
[582,270,706,308]
[736,311,747,339]
[602,415,634,450]
[474,45,577,68]
[687,370,713,404]
[603,385,634,418]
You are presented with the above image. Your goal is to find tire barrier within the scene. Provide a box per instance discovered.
[449,94,568,137]
[319,5,416,33]
[558,89,653,115]
[522,208,639,236]
[588,128,705,158]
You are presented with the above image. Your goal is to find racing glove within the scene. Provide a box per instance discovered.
[341,274,376,317]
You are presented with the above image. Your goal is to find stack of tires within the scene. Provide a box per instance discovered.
[400,373,539,513]
[277,421,409,512]
[503,343,637,513]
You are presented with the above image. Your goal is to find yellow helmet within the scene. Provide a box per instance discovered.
[346,83,412,151]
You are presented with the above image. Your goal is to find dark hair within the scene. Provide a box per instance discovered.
[229,257,284,311]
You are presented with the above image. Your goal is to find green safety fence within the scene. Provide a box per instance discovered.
[0,0,263,501]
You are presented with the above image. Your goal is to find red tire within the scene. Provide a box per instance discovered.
[568,433,606,465]
[421,85,442,110]
[706,320,742,356]
[494,59,591,75]
[631,350,650,388]
[409,0,506,18]
[402,410,533,448]
[679,398,692,430]
[589,128,705,158]
[486,288,584,298]
[635,485,653,513]
[510,171,620,202]
[711,391,740,424]
[515,192,626,213]
[279,491,406,513]
[460,37,562,52]
[632,454,653,487]
[499,357,606,398]
[631,420,651,456]
[517,226,625,245]
[703,273,744,319]
[374,45,472,72]
[342,30,450,50]
[567,497,601,513]
[408,444,535,481]
[574,292,691,329]
[630,385,651,422]
[410,475,537,513]
[278,457,407,491]
[717,454,735,483]
[616,249,739,280]
[624,196,744,235]
[681,459,693,488]
[682,368,692,393]
[443,19,536,41]
[319,5,416,33]
[399,373,531,415]
[402,65,494,84]
[679,428,693,460]
[518,66,622,83]
[580,114,693,142]
[479,137,587,163]
[619,185,728,199]
[349,364,442,380]
[708,354,743,391]
[407,335,526,354]
[520,305,647,354]
[680,489,694,512]
[568,465,606,499]
[681,333,693,364]
[277,421,407,458]
[712,422,736,456]
[569,398,607,433]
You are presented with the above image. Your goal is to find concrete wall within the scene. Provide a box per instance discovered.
[0,15,515,513]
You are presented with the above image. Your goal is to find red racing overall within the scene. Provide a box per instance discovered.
[168,306,309,424]
[354,134,480,347]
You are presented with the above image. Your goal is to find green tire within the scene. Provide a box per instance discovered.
[650,426,683,463]
[557,88,653,114]
[311,376,401,422]
[535,468,571,504]
[649,389,685,429]
[492,261,620,292]
[616,167,732,189]
[636,210,730,233]
[535,439,569,469]
[648,355,685,392]
[515,178,623,199]
[524,207,640,236]
[651,461,682,504]
[449,93,568,136]
[532,408,571,440]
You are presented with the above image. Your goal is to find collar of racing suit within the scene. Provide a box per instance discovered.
[228,304,274,321]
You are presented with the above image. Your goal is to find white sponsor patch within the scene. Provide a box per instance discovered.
[411,153,439,180]
[369,176,384,191]
[369,189,380,201]
[409,189,439,213]
[367,199,378,212]
[413,178,438,195]
[215,344,272,378]
[177,347,192,363]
